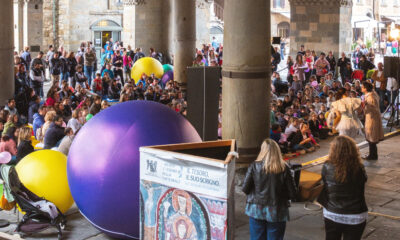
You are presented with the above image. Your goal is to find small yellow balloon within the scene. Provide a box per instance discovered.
[131,57,164,84]
[16,150,73,213]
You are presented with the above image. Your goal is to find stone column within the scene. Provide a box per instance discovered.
[222,0,271,163]
[24,0,44,54]
[289,0,353,57]
[135,0,164,55]
[173,0,196,86]
[162,0,174,64]
[0,0,15,104]
[122,0,136,48]
[14,0,24,52]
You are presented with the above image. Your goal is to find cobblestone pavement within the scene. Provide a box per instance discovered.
[1,54,397,239]
[0,133,399,239]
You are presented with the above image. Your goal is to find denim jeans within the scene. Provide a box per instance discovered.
[60,72,69,87]
[249,217,286,240]
[84,66,94,87]
[33,86,44,98]
[376,88,386,112]
[293,142,312,151]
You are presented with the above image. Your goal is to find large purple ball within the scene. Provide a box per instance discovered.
[67,101,201,239]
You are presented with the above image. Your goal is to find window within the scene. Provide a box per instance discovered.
[273,0,285,9]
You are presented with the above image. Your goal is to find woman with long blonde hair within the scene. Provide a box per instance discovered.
[15,126,34,163]
[242,139,297,240]
[318,136,367,240]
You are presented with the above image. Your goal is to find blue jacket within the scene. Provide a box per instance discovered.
[28,102,40,124]
[101,69,114,79]
[32,113,45,138]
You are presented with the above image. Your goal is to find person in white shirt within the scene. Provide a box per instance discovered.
[66,110,82,134]
[284,117,300,136]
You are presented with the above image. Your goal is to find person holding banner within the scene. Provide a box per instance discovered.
[242,139,297,240]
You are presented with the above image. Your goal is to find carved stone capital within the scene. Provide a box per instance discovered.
[24,0,43,4]
[123,0,145,6]
[289,0,352,7]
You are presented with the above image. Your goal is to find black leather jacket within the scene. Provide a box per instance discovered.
[242,162,297,207]
[317,162,368,214]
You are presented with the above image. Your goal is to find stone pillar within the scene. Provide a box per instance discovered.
[173,0,196,86]
[195,0,211,48]
[14,0,24,52]
[289,0,353,57]
[162,0,174,64]
[122,0,136,48]
[24,0,44,54]
[135,0,164,55]
[222,0,271,163]
[0,0,15,104]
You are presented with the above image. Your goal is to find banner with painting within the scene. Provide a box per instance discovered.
[139,141,236,240]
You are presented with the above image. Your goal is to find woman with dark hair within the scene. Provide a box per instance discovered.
[44,87,59,107]
[358,55,375,80]
[292,54,308,93]
[329,88,362,139]
[67,52,78,88]
[287,56,294,84]
[361,81,384,160]
[318,136,368,240]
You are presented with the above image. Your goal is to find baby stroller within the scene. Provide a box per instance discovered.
[3,166,66,239]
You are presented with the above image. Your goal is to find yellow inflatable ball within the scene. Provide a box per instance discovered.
[131,57,164,84]
[15,150,73,213]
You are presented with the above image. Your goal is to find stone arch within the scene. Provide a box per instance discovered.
[210,26,224,44]
[90,19,122,31]
[277,21,290,38]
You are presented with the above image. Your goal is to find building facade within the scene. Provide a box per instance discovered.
[14,0,212,57]
[351,0,400,51]
[271,0,290,39]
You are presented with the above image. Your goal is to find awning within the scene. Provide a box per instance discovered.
[352,15,384,28]
[279,12,290,19]
[271,9,290,20]
[381,15,400,25]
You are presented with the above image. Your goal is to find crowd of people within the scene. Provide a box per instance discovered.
[242,43,388,240]
[3,38,206,164]
[1,36,394,240]
[269,44,394,160]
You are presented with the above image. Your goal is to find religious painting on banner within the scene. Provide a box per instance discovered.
[139,140,236,240]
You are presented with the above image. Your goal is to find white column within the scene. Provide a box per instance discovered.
[14,0,24,52]
[122,0,136,48]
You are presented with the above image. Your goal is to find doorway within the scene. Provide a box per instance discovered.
[102,31,112,48]
[90,19,123,67]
